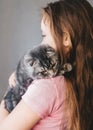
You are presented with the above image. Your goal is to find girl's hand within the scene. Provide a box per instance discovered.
[8,72,16,87]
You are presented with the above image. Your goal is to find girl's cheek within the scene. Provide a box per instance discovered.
[41,37,47,44]
[41,40,46,45]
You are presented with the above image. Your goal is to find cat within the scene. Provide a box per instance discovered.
[4,44,72,112]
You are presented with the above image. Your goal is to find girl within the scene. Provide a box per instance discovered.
[0,0,93,130]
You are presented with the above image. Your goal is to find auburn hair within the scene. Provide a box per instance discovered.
[43,0,93,130]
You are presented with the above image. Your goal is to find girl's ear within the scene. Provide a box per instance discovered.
[63,32,72,48]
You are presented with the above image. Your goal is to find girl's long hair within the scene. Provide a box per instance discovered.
[43,0,93,130]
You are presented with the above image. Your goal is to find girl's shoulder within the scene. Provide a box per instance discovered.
[31,75,66,88]
[27,76,67,96]
[29,76,67,100]
[22,76,67,119]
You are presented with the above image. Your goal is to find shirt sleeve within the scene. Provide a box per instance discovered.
[22,78,56,119]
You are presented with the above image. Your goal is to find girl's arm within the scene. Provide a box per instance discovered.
[0,100,9,123]
[0,99,40,130]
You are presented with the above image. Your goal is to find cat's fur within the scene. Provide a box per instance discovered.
[4,44,72,112]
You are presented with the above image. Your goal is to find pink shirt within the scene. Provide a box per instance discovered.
[22,76,69,130]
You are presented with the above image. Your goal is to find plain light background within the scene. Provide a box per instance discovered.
[0,0,93,100]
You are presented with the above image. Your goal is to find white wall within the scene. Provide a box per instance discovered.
[0,0,93,101]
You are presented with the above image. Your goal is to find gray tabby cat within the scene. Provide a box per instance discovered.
[4,44,72,113]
